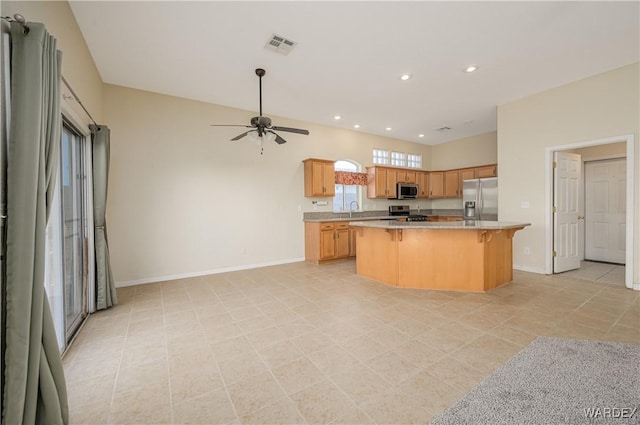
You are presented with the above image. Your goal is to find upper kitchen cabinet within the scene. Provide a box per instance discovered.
[444,170,460,198]
[303,158,335,197]
[475,164,498,178]
[458,168,475,195]
[428,171,444,198]
[416,171,429,198]
[366,166,398,199]
[397,170,417,184]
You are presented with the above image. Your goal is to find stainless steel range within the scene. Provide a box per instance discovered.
[388,205,429,221]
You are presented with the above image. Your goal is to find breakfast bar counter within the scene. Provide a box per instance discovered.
[349,220,530,292]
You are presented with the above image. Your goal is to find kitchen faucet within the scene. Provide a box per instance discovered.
[349,201,359,218]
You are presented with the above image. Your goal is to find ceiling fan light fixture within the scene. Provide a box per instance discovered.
[263,131,277,144]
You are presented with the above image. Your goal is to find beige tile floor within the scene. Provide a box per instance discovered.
[561,260,626,285]
[63,260,639,425]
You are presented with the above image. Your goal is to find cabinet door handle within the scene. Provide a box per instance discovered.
[399,229,403,242]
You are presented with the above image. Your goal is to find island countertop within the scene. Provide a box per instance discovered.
[349,220,531,230]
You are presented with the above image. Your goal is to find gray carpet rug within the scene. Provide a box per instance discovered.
[431,336,640,425]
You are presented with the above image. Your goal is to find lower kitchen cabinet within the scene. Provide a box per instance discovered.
[305,221,355,263]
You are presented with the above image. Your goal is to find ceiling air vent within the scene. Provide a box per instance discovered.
[436,126,452,132]
[265,34,297,55]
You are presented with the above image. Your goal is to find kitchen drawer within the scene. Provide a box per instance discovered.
[320,223,335,230]
[335,222,350,229]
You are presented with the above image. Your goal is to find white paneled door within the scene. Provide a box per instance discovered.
[553,152,581,273]
[585,159,626,264]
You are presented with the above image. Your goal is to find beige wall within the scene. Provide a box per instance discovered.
[103,85,436,284]
[2,1,104,126]
[430,131,497,210]
[431,131,497,170]
[565,142,626,161]
[498,63,639,285]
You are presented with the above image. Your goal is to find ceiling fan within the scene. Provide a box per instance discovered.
[211,68,309,153]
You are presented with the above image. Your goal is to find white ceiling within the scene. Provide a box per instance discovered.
[69,1,639,145]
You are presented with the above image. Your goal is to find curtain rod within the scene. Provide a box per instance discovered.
[61,76,98,127]
[1,14,29,34]
[2,13,98,127]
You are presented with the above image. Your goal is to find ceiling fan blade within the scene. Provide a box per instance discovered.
[210,124,252,128]
[269,130,287,145]
[231,130,252,141]
[271,126,310,135]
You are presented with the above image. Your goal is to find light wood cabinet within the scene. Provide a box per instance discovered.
[305,221,355,263]
[397,170,417,184]
[354,224,527,292]
[362,163,496,199]
[303,158,335,197]
[475,164,497,178]
[428,172,444,198]
[416,171,429,199]
[349,227,357,257]
[367,166,398,199]
[444,170,460,198]
[459,168,475,194]
[335,223,350,258]
[319,224,336,259]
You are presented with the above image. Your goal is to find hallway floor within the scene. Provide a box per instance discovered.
[63,260,639,424]
[561,260,626,286]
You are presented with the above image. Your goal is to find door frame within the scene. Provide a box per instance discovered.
[545,134,635,289]
[60,98,96,314]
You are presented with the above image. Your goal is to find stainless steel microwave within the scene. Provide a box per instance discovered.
[395,183,418,199]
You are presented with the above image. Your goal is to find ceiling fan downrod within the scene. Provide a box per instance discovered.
[256,68,265,117]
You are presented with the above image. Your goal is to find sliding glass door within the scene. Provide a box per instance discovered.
[60,122,86,338]
[45,120,89,351]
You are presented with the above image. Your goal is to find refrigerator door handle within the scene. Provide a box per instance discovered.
[478,181,483,220]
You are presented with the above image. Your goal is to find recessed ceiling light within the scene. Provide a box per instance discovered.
[353,124,360,129]
[465,65,478,73]
[385,127,392,131]
[400,73,412,81]
[333,115,341,120]
[418,134,425,138]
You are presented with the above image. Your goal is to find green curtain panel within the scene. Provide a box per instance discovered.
[90,124,117,310]
[2,22,68,425]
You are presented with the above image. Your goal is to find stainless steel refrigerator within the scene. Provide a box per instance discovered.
[462,177,498,220]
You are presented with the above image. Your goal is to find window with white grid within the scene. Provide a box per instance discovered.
[407,153,422,168]
[373,149,389,165]
[391,151,406,167]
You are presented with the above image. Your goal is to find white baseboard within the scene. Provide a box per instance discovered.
[116,257,306,288]
[513,264,547,275]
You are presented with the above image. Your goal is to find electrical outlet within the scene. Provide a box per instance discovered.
[521,201,530,209]
[524,247,531,255]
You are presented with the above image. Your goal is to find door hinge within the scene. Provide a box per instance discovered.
[553,250,557,257]
[553,161,557,168]
[553,206,557,213]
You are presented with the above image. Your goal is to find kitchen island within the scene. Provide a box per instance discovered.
[349,220,530,292]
